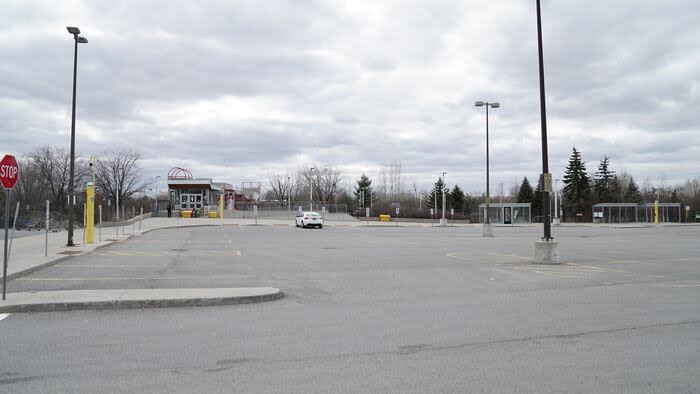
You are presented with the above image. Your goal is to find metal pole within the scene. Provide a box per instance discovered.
[442,172,446,220]
[139,207,143,231]
[8,201,20,258]
[536,0,552,241]
[485,104,490,228]
[154,176,159,217]
[3,190,10,300]
[309,168,313,212]
[45,200,50,256]
[67,37,78,247]
[99,204,102,242]
[83,203,86,245]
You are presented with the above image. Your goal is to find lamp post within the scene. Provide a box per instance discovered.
[553,178,561,224]
[534,0,559,263]
[309,167,314,211]
[475,100,499,236]
[287,176,291,211]
[440,171,447,226]
[66,26,88,247]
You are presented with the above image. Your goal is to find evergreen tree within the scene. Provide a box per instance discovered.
[450,185,465,214]
[533,181,544,218]
[562,147,592,218]
[593,155,615,203]
[609,175,623,203]
[516,177,535,204]
[624,177,642,203]
[425,177,448,213]
[353,174,374,207]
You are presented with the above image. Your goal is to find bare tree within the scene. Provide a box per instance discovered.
[267,172,294,205]
[94,150,147,207]
[27,145,88,212]
[300,166,343,203]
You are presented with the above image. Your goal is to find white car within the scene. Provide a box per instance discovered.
[296,211,324,228]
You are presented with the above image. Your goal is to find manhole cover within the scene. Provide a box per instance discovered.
[320,247,337,250]
[58,250,84,255]
[171,248,188,252]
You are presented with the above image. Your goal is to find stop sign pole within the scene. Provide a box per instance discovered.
[1,154,20,300]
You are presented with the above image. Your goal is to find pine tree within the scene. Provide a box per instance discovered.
[353,174,374,207]
[450,185,465,214]
[624,177,642,203]
[562,147,592,219]
[516,177,535,204]
[533,181,544,218]
[425,177,448,213]
[593,155,615,203]
[609,175,623,203]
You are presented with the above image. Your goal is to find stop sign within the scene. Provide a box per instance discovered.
[0,154,19,190]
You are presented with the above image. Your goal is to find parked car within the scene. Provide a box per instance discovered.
[295,211,324,228]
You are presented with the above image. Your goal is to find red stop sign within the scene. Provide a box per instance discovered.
[0,154,19,190]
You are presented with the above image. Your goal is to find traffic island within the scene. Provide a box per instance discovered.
[0,287,283,313]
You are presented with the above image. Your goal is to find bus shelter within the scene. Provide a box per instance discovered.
[592,203,639,223]
[478,203,531,224]
[642,202,682,223]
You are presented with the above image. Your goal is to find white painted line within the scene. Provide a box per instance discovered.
[0,314,10,321]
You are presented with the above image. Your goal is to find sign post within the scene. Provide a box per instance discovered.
[45,200,50,256]
[1,154,20,300]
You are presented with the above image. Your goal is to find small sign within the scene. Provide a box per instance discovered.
[253,205,258,213]
[430,208,434,216]
[365,207,370,217]
[450,208,454,215]
[395,207,400,216]
[543,173,553,193]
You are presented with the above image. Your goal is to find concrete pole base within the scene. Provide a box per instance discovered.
[439,218,448,226]
[482,223,494,237]
[534,240,560,264]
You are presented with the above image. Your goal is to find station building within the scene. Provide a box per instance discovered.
[166,167,255,212]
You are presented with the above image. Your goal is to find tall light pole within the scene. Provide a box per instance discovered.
[287,176,291,211]
[475,100,499,236]
[440,171,447,226]
[554,178,561,224]
[534,0,559,264]
[66,26,88,247]
[309,167,314,211]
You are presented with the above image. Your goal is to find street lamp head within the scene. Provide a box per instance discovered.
[474,101,485,107]
[77,36,88,44]
[67,26,81,35]
[490,102,500,108]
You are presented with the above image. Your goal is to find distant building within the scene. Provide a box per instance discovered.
[166,167,253,212]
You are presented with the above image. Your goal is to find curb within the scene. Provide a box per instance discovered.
[0,289,284,313]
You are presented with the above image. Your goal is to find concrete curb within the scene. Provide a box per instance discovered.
[0,288,284,313]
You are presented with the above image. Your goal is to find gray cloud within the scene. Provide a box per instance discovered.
[1,0,698,194]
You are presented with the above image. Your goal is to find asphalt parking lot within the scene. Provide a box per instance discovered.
[4,223,700,392]
[9,223,700,294]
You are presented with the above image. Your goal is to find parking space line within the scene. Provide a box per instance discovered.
[0,314,10,321]
[15,274,263,281]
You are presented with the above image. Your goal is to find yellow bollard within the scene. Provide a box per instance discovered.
[219,194,224,220]
[86,184,95,243]
[654,200,659,224]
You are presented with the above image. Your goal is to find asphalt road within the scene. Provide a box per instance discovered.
[2,224,700,392]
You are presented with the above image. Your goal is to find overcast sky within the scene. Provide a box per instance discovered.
[1,1,698,194]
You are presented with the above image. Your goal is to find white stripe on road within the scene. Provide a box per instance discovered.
[0,314,10,321]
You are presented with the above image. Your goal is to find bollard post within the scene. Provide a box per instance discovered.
[83,203,86,246]
[99,204,102,243]
[139,207,143,231]
[45,200,50,256]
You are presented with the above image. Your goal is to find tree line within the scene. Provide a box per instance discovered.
[2,145,149,227]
